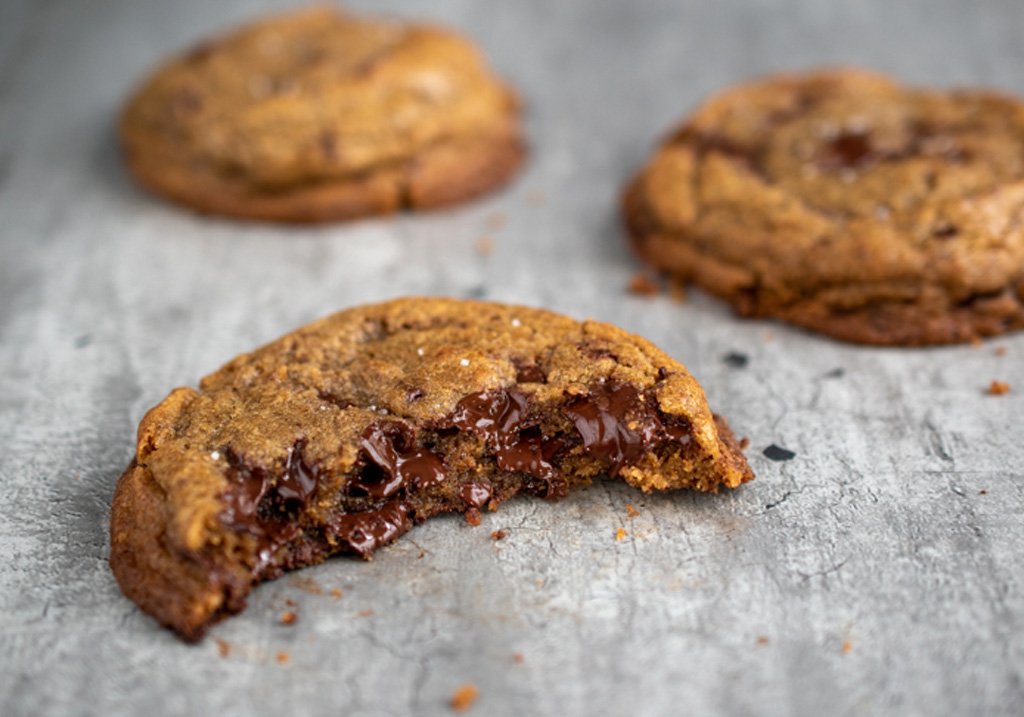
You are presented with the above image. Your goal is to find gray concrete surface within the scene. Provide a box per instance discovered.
[1,0,1023,715]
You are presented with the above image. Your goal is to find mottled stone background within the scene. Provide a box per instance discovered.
[1,0,1022,715]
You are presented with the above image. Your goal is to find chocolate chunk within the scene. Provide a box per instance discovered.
[515,364,547,384]
[352,422,447,498]
[326,500,413,558]
[722,351,750,368]
[450,389,559,480]
[562,382,691,475]
[762,444,796,461]
[821,129,873,170]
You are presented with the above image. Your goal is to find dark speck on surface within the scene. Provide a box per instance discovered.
[824,367,845,378]
[464,285,487,299]
[763,444,796,461]
[723,351,749,368]
[73,334,93,348]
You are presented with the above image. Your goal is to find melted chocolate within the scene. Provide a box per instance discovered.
[352,422,447,498]
[220,455,271,533]
[218,446,312,565]
[563,383,692,475]
[820,126,968,172]
[326,500,413,558]
[220,441,321,536]
[460,482,492,508]
[822,130,874,169]
[450,389,558,480]
[277,439,319,503]
[515,364,547,383]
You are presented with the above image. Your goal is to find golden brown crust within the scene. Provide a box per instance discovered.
[625,68,1024,346]
[108,298,752,640]
[110,462,243,641]
[119,7,524,222]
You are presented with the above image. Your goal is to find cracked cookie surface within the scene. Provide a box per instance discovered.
[625,68,1024,345]
[109,298,752,640]
[120,7,524,222]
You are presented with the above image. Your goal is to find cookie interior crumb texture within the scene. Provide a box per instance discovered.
[109,298,752,640]
[625,68,1024,345]
[119,7,525,222]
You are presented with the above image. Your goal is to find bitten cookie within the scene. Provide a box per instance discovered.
[120,7,524,222]
[625,68,1024,345]
[109,298,753,640]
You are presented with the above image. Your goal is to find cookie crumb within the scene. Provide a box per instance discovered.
[979,489,988,495]
[330,588,344,600]
[994,346,1007,357]
[970,337,983,348]
[625,504,640,519]
[215,638,231,657]
[450,684,479,712]
[276,651,290,664]
[615,527,627,541]
[280,611,297,625]
[763,444,796,461]
[987,380,1010,395]
[358,609,375,618]
[512,653,524,664]
[474,236,495,256]
[627,272,660,297]
[739,437,750,450]
[465,508,482,526]
[756,635,769,646]
[490,529,507,541]
[841,640,853,654]
[285,598,297,607]
[722,351,749,368]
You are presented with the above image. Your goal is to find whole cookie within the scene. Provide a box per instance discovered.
[120,7,524,222]
[625,68,1024,345]
[109,297,752,640]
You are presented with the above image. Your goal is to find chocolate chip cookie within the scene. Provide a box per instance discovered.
[120,7,524,222]
[109,298,752,640]
[625,68,1024,345]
